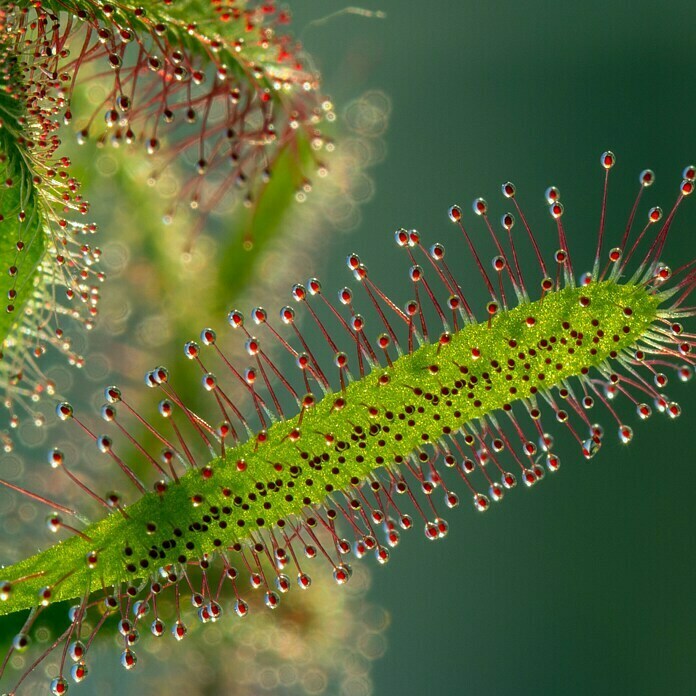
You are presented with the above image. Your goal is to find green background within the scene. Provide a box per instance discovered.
[292,2,696,695]
[2,2,695,695]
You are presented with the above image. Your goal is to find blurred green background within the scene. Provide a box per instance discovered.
[3,2,695,695]
[289,2,696,695]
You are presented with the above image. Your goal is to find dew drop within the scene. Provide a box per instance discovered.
[618,425,634,444]
[582,437,601,459]
[333,563,352,584]
[489,483,504,501]
[150,618,165,637]
[678,365,692,383]
[171,620,187,640]
[601,151,616,169]
[0,580,11,601]
[472,493,490,511]
[120,649,137,670]
[654,395,668,413]
[56,402,73,420]
[545,186,560,204]
[424,521,439,540]
[472,197,487,215]
[104,109,118,127]
[235,599,249,617]
[579,272,593,287]
[275,575,290,593]
[434,517,448,537]
[640,169,655,187]
[46,513,62,532]
[522,469,537,487]
[550,202,564,219]
[654,373,668,388]
[636,403,652,420]
[116,95,130,112]
[264,591,280,609]
[132,600,149,618]
[386,527,400,547]
[667,402,682,419]
[45,447,63,469]
[297,573,312,589]
[12,633,30,651]
[492,255,506,272]
[50,677,69,695]
[501,471,517,489]
[539,433,554,451]
[445,491,459,508]
[546,453,561,472]
[376,547,390,565]
[70,661,88,683]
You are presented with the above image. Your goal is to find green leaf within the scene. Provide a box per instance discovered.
[0,84,46,348]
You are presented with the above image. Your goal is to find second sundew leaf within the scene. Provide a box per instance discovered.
[0,0,331,443]
[30,0,329,227]
[0,131,45,344]
[0,279,662,611]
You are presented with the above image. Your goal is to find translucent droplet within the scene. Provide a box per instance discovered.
[38,586,52,606]
[637,403,652,420]
[333,564,352,584]
[601,151,616,169]
[546,453,561,472]
[618,425,633,444]
[539,433,554,452]
[667,402,682,419]
[275,575,290,593]
[120,649,137,670]
[445,491,459,508]
[545,186,560,204]
[70,661,88,683]
[582,437,601,459]
[501,471,517,489]
[473,493,489,511]
[297,573,312,590]
[375,547,390,565]
[522,469,537,487]
[171,620,187,640]
[50,677,69,695]
[489,483,504,501]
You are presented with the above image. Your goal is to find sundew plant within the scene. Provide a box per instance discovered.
[1,2,696,695]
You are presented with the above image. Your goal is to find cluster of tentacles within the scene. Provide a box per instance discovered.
[0,154,694,694]
[0,0,329,447]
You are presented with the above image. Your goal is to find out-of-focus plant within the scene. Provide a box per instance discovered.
[0,0,329,447]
